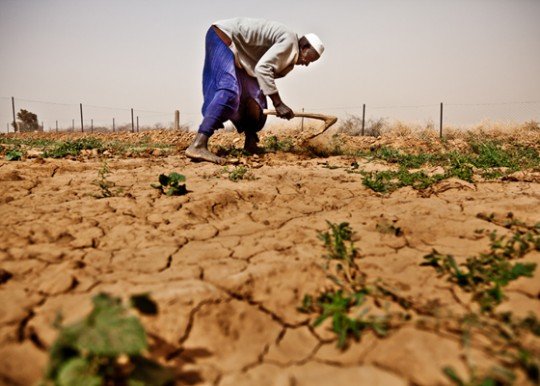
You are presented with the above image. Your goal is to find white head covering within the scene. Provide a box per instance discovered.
[304,33,324,56]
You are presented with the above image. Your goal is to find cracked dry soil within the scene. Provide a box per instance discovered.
[0,133,539,386]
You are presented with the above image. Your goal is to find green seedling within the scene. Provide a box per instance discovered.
[152,172,188,196]
[5,149,23,161]
[215,145,250,158]
[263,135,294,152]
[318,221,357,266]
[421,224,538,313]
[44,138,104,158]
[92,160,120,198]
[517,349,540,384]
[362,167,447,193]
[301,290,387,349]
[41,293,173,386]
[443,366,515,386]
[224,165,255,182]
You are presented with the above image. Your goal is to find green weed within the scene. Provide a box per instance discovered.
[443,365,515,386]
[5,149,23,161]
[300,222,393,349]
[318,221,357,266]
[215,145,250,158]
[224,165,255,182]
[44,138,104,158]
[362,167,447,193]
[421,224,538,313]
[300,290,387,349]
[152,172,188,196]
[40,293,173,386]
[93,160,120,198]
[263,135,294,152]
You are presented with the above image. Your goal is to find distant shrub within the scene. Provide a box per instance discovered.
[337,115,387,137]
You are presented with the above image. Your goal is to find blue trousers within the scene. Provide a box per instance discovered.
[199,27,267,137]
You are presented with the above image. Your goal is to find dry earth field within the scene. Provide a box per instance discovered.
[0,124,539,386]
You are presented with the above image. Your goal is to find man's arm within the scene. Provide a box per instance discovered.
[253,32,297,120]
[268,92,294,120]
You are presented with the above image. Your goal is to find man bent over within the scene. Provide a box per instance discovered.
[186,17,324,164]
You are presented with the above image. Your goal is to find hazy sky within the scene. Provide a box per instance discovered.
[1,0,539,131]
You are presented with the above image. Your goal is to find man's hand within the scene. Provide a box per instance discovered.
[269,92,294,120]
[275,102,294,120]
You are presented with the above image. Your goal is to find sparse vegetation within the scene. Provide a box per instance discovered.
[300,221,395,349]
[5,149,23,161]
[263,135,294,152]
[44,138,104,158]
[421,215,538,313]
[93,160,121,198]
[223,165,256,182]
[152,172,188,196]
[40,293,174,386]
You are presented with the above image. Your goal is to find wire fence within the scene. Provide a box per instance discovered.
[1,96,539,135]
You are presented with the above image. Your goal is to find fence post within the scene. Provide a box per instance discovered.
[362,104,366,136]
[72,119,74,131]
[174,110,180,130]
[439,102,443,138]
[11,97,17,132]
[56,120,58,132]
[131,108,134,133]
[80,103,84,132]
[301,108,305,131]
[113,118,115,132]
[137,116,139,132]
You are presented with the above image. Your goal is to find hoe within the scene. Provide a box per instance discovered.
[263,109,338,140]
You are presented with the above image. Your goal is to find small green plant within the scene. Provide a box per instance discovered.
[421,224,538,313]
[93,160,120,198]
[225,165,255,182]
[44,138,104,158]
[263,135,294,152]
[5,149,23,161]
[215,145,250,158]
[443,365,515,386]
[152,172,188,196]
[299,290,387,349]
[41,293,174,386]
[318,221,357,266]
[300,222,393,349]
[362,167,447,193]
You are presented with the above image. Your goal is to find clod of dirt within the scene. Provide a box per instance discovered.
[0,268,13,284]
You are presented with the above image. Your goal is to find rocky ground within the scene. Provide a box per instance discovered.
[0,125,539,385]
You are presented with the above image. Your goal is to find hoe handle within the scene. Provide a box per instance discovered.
[262,109,338,132]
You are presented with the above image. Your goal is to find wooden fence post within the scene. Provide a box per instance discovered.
[439,102,443,138]
[80,103,84,132]
[137,116,139,132]
[131,108,134,133]
[113,118,115,132]
[362,104,366,136]
[11,97,17,132]
[174,110,180,130]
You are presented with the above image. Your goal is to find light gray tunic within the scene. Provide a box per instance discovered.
[213,17,299,95]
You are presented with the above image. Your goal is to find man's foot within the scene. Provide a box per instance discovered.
[185,133,225,164]
[244,132,265,154]
[185,145,225,164]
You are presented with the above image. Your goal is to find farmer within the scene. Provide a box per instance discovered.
[185,17,324,164]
